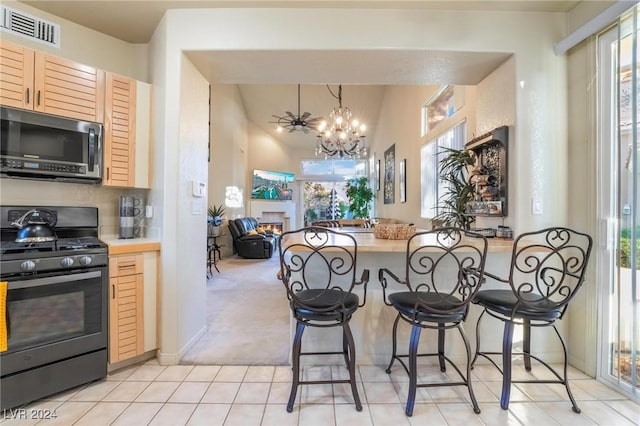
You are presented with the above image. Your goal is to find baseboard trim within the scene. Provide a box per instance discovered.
[157,325,208,365]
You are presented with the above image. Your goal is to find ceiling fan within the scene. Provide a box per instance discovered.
[270,84,323,134]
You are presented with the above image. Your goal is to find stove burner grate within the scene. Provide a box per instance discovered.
[1,237,106,255]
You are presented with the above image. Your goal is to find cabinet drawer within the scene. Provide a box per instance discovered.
[110,254,143,277]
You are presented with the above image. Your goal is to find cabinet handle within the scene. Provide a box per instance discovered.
[25,88,30,104]
[112,284,115,299]
[106,167,110,181]
[36,90,41,106]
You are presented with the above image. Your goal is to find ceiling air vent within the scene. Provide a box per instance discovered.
[1,5,60,47]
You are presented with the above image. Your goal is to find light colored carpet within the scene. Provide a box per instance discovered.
[180,253,290,365]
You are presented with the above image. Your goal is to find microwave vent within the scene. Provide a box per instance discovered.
[1,5,60,47]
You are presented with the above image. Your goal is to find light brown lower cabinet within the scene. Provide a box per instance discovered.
[109,254,144,363]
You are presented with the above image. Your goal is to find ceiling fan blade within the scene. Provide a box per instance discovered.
[300,112,311,120]
[286,111,296,119]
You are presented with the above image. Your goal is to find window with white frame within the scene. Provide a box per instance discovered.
[420,121,467,218]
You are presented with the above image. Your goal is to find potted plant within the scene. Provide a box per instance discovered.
[345,177,374,219]
[207,204,225,237]
[432,147,476,230]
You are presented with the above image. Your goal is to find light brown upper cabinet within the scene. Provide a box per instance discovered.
[0,40,104,122]
[103,72,152,188]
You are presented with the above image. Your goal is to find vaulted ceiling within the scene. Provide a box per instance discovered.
[16,0,576,147]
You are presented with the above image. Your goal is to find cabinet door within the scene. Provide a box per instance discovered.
[33,52,104,122]
[109,274,144,363]
[104,72,136,187]
[0,41,34,109]
[134,81,152,189]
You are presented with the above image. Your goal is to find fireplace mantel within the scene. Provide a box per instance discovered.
[249,200,295,231]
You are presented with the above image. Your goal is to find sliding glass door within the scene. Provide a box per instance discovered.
[598,7,639,400]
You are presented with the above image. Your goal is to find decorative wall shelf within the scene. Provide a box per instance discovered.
[464,126,509,216]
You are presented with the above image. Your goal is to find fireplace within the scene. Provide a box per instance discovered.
[259,222,283,233]
[250,200,295,232]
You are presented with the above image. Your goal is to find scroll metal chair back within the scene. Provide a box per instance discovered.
[379,227,488,416]
[472,227,593,413]
[277,226,369,413]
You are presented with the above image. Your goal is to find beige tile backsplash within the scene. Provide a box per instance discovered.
[0,178,150,236]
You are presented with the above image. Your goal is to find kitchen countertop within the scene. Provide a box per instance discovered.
[284,230,514,253]
[100,235,161,255]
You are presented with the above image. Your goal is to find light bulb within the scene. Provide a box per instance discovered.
[360,124,366,132]
[276,126,283,133]
[352,119,359,127]
[318,121,326,131]
[336,116,343,125]
[340,132,347,140]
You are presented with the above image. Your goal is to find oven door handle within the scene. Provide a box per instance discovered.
[8,270,102,289]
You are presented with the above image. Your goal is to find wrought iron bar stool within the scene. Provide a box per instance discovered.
[378,227,488,416]
[277,227,369,413]
[471,227,593,413]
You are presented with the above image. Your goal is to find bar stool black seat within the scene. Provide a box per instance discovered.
[277,226,369,413]
[378,227,488,416]
[471,227,593,413]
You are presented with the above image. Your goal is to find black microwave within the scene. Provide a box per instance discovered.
[0,107,102,183]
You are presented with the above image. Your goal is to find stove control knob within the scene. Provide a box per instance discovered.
[20,260,36,272]
[79,256,92,266]
[61,257,74,268]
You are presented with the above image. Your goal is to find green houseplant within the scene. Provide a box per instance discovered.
[345,177,374,219]
[207,204,225,237]
[433,147,476,230]
[208,204,225,219]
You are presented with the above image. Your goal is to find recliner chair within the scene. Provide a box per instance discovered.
[228,217,276,259]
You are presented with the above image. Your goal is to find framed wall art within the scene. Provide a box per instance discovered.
[384,144,395,204]
[376,159,381,191]
[399,159,406,203]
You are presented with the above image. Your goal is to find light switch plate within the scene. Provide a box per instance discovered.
[532,198,543,215]
[192,180,206,198]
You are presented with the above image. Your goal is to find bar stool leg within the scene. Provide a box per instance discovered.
[438,324,446,372]
[500,321,515,410]
[406,324,422,417]
[553,324,581,413]
[342,327,349,368]
[342,322,362,411]
[288,322,305,413]
[385,314,401,374]
[458,324,481,414]
[471,309,487,368]
[523,319,531,371]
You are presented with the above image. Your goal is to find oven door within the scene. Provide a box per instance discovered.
[1,268,108,376]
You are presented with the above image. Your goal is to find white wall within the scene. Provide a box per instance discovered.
[566,37,599,375]
[207,84,250,256]
[369,85,478,229]
[150,7,570,362]
[176,55,209,361]
[474,57,516,230]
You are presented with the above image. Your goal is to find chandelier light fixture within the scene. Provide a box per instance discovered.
[316,84,367,159]
[270,84,322,134]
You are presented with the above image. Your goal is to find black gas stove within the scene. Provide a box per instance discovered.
[0,206,108,277]
[0,205,109,410]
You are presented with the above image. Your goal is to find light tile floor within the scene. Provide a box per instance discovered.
[2,359,639,425]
